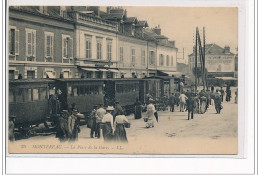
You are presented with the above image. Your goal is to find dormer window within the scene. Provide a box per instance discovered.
[60,6,66,17]
[38,6,48,15]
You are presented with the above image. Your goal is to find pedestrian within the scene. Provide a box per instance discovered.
[69,103,78,114]
[114,110,129,142]
[9,115,16,142]
[220,87,225,102]
[174,90,180,107]
[199,89,207,113]
[205,89,212,109]
[68,109,81,141]
[211,84,215,93]
[56,110,69,142]
[89,105,98,138]
[96,104,106,138]
[169,93,175,112]
[102,106,115,142]
[214,90,222,114]
[144,100,156,128]
[134,98,142,119]
[179,93,188,112]
[186,94,195,120]
[226,86,232,102]
[113,101,124,121]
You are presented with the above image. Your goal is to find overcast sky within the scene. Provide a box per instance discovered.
[116,7,238,64]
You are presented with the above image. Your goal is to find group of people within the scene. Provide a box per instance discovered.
[56,103,82,142]
[88,102,129,143]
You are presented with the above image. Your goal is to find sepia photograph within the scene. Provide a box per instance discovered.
[8,6,238,154]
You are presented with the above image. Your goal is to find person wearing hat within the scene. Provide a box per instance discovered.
[96,104,106,138]
[9,115,16,142]
[169,93,175,112]
[56,110,69,142]
[101,106,115,141]
[68,109,80,141]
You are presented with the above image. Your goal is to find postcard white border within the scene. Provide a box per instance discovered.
[2,0,256,174]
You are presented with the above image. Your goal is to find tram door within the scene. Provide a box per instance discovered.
[139,81,145,103]
[104,81,115,107]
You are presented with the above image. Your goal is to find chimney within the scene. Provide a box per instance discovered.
[224,46,230,53]
[87,6,100,16]
[107,7,111,14]
[152,25,161,35]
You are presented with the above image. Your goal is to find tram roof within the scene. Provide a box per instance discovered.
[54,78,144,82]
[9,79,55,84]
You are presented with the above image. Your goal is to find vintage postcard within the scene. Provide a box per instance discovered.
[8,6,238,154]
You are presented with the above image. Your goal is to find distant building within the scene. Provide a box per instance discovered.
[188,43,236,78]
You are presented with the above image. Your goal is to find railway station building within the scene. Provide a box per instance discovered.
[188,43,236,80]
[8,6,178,80]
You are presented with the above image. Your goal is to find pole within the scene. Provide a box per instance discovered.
[203,27,206,89]
[195,27,198,92]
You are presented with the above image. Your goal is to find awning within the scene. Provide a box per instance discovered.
[98,68,108,72]
[81,68,99,72]
[215,77,237,80]
[107,69,119,73]
[120,71,126,74]
[46,72,55,78]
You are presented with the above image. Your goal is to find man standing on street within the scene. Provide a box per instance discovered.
[169,93,175,112]
[186,94,195,120]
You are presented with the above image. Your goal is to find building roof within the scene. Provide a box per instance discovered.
[124,17,138,23]
[136,20,149,27]
[189,43,235,56]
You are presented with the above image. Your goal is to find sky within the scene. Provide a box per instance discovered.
[115,7,238,64]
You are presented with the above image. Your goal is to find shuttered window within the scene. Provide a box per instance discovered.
[45,32,54,62]
[26,29,36,61]
[9,27,19,56]
[62,35,73,63]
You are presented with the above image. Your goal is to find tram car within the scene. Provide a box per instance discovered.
[9,79,55,128]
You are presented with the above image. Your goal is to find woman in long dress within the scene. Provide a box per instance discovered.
[144,101,156,128]
[101,106,114,142]
[114,111,128,142]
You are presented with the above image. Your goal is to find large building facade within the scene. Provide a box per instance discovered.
[188,44,236,78]
[8,6,178,80]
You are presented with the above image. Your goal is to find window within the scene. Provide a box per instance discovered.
[26,29,36,61]
[166,55,170,66]
[39,88,47,100]
[107,39,112,60]
[33,88,39,101]
[73,87,78,96]
[141,50,145,65]
[159,54,164,66]
[149,51,155,65]
[16,89,23,103]
[9,89,15,103]
[9,70,15,80]
[171,56,173,66]
[24,89,32,102]
[119,47,123,62]
[97,38,102,59]
[62,35,73,63]
[79,86,85,96]
[131,49,135,65]
[27,71,35,79]
[85,36,92,59]
[9,27,19,56]
[45,32,54,62]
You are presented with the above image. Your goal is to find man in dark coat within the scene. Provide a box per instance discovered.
[169,93,175,112]
[134,98,142,119]
[186,94,195,120]
[211,85,215,93]
[9,115,16,142]
[220,87,225,102]
[113,101,124,121]
[89,105,98,138]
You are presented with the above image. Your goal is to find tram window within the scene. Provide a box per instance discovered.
[67,86,72,96]
[85,86,90,95]
[89,86,94,95]
[24,89,32,102]
[116,84,119,93]
[16,89,23,102]
[73,87,78,96]
[9,89,14,103]
[93,85,97,95]
[99,86,103,94]
[39,88,47,100]
[33,88,39,101]
[79,86,85,96]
